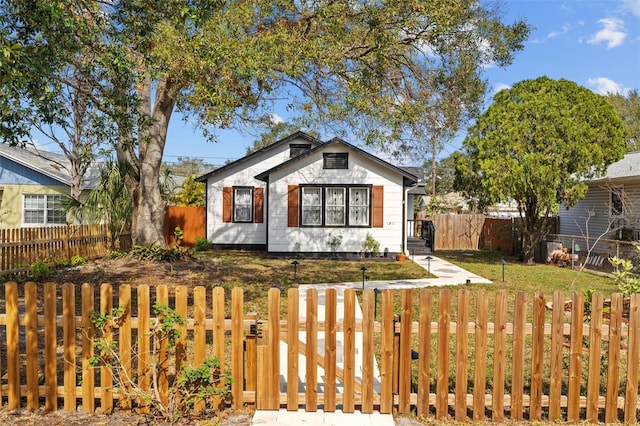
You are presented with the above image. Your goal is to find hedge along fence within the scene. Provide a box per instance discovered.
[0,283,638,422]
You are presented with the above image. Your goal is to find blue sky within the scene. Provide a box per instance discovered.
[161,0,640,169]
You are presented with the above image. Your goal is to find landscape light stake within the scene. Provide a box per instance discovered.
[500,259,507,282]
[360,266,368,291]
[425,256,432,276]
[291,260,300,282]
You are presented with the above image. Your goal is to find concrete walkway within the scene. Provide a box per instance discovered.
[251,255,492,425]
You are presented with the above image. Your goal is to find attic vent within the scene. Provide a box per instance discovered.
[290,143,311,158]
[323,153,348,169]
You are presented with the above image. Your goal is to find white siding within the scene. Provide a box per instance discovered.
[204,136,317,245]
[265,146,406,254]
[559,179,640,239]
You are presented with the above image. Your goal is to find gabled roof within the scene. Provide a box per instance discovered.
[0,143,101,188]
[196,131,323,182]
[588,151,640,181]
[255,137,418,186]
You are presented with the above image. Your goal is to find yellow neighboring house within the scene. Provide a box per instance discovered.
[0,144,100,229]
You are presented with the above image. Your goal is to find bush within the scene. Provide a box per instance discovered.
[69,255,86,266]
[29,260,50,279]
[131,244,191,262]
[194,237,212,252]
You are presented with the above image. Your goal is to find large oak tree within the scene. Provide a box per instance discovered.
[454,77,626,263]
[2,0,529,246]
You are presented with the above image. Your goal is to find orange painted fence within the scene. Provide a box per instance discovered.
[0,284,638,422]
[164,205,205,247]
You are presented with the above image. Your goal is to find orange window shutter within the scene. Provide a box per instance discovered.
[254,187,264,223]
[372,186,383,228]
[288,185,299,227]
[222,187,232,223]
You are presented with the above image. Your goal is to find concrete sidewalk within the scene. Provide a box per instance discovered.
[251,255,492,425]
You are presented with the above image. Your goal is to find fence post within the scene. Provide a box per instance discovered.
[245,312,258,408]
[624,293,640,422]
[231,287,244,409]
[605,293,623,423]
[25,282,39,411]
[5,282,20,410]
[324,288,337,412]
[398,289,413,415]
[287,289,299,411]
[417,289,432,418]
[45,283,58,411]
[436,289,451,419]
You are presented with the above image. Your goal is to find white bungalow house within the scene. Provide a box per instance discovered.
[558,151,640,242]
[196,132,418,256]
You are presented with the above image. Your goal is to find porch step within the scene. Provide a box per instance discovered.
[407,238,433,255]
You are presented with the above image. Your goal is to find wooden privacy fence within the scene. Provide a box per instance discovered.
[0,283,638,422]
[0,225,110,275]
[164,205,205,247]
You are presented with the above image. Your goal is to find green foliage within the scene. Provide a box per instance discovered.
[69,255,86,266]
[326,232,343,255]
[131,244,191,262]
[455,77,626,263]
[362,232,380,256]
[194,237,212,252]
[29,260,51,280]
[609,245,640,297]
[175,357,233,415]
[83,159,132,251]
[106,250,128,260]
[607,89,640,152]
[171,174,206,206]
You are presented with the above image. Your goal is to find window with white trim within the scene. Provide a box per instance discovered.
[233,187,253,222]
[301,187,322,226]
[349,187,369,226]
[23,194,66,226]
[300,185,370,227]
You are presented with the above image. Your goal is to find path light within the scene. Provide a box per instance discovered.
[500,259,508,282]
[425,256,432,275]
[360,266,369,291]
[291,260,300,281]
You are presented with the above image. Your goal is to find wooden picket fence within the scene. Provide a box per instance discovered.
[0,224,112,276]
[0,283,638,422]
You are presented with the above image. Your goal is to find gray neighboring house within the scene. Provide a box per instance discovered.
[558,151,640,241]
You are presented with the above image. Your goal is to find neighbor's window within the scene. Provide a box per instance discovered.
[323,153,348,169]
[23,194,66,226]
[233,187,253,222]
[611,187,624,216]
[300,185,370,227]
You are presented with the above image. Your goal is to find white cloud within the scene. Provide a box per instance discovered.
[588,18,627,49]
[622,0,640,16]
[586,77,629,95]
[547,24,571,39]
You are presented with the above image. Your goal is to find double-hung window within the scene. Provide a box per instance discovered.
[349,187,369,226]
[23,194,66,226]
[301,187,322,226]
[325,187,346,226]
[233,187,253,222]
[300,185,370,227]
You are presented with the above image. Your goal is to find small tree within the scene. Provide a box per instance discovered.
[455,77,626,263]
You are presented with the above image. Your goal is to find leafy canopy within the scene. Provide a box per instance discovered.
[455,76,626,262]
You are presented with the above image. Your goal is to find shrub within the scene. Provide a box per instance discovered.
[131,244,191,262]
[30,260,50,279]
[194,237,212,252]
[69,255,86,266]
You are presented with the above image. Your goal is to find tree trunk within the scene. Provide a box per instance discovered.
[120,75,175,246]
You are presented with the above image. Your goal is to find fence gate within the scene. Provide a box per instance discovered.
[251,287,392,413]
